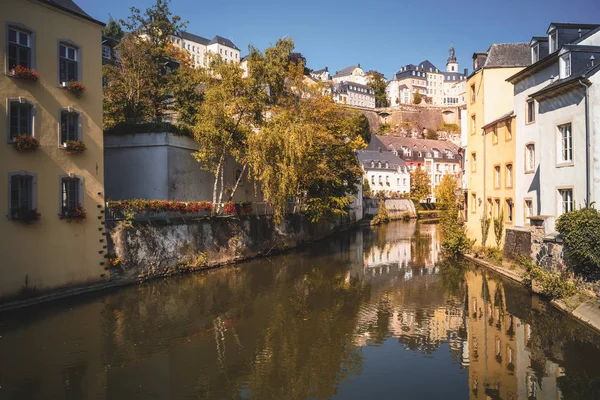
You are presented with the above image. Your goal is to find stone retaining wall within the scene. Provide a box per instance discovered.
[363,198,416,219]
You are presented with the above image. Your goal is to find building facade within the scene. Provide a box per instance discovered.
[508,23,600,233]
[386,63,428,106]
[370,135,462,201]
[169,32,240,68]
[0,0,106,298]
[465,43,530,245]
[310,67,330,82]
[357,150,411,196]
[332,64,367,85]
[332,81,376,108]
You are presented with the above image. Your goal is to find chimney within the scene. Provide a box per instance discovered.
[464,68,468,76]
[379,147,382,153]
[578,28,583,38]
[325,67,328,72]
[358,63,361,68]
[591,55,596,67]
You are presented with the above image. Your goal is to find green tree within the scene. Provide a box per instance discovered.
[436,174,471,255]
[481,217,491,247]
[355,114,371,144]
[556,207,600,278]
[493,211,504,248]
[103,16,124,41]
[410,166,431,202]
[413,91,422,105]
[363,178,372,198]
[366,70,389,108]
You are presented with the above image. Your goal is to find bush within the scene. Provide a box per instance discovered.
[556,207,600,278]
[521,258,577,300]
[480,217,490,246]
[402,213,411,222]
[413,92,422,104]
[438,123,460,133]
[363,178,372,198]
[372,199,390,225]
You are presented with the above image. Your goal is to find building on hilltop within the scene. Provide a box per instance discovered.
[465,42,531,245]
[331,81,376,108]
[442,46,468,105]
[168,31,240,68]
[332,64,367,85]
[310,67,331,82]
[386,63,429,106]
[369,135,462,201]
[357,150,411,196]
[0,0,107,298]
[507,22,600,234]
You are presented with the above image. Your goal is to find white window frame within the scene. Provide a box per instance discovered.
[525,143,535,173]
[526,99,535,124]
[531,44,539,63]
[6,23,35,73]
[58,39,81,85]
[58,174,85,217]
[558,188,574,215]
[559,53,571,79]
[102,44,111,60]
[557,123,573,165]
[6,97,36,143]
[58,107,82,146]
[549,30,558,53]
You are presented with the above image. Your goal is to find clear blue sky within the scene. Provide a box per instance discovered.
[81,0,599,78]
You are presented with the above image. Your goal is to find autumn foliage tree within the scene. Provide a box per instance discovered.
[366,70,389,108]
[410,166,431,202]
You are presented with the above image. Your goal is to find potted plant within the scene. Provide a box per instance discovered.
[13,134,40,152]
[64,140,86,154]
[9,65,39,81]
[63,80,85,97]
[60,204,87,221]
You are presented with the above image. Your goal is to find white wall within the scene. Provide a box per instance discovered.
[364,167,410,195]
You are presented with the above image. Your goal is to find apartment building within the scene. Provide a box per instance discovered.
[169,31,240,68]
[357,150,411,196]
[465,43,530,245]
[332,64,368,85]
[0,0,106,297]
[507,23,600,233]
[332,81,376,108]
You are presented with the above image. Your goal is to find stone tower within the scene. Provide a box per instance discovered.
[446,45,458,72]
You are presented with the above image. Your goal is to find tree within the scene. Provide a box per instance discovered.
[354,114,371,144]
[436,174,472,255]
[413,91,422,105]
[481,217,491,246]
[103,16,124,41]
[366,70,389,108]
[410,166,431,202]
[424,129,439,140]
[493,211,504,248]
[363,178,372,198]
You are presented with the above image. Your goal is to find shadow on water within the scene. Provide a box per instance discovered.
[1,221,600,399]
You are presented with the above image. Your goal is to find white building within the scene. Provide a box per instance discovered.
[332,81,376,108]
[442,46,468,105]
[332,64,367,85]
[357,150,411,196]
[508,22,600,232]
[310,67,330,82]
[169,32,240,68]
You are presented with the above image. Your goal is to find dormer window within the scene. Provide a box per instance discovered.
[559,53,571,78]
[549,30,558,53]
[378,162,381,168]
[371,161,374,168]
[531,44,539,63]
[385,162,389,168]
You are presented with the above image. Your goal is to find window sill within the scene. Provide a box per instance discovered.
[525,121,536,126]
[524,169,535,174]
[556,162,574,168]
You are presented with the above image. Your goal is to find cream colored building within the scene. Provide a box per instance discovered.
[0,0,106,298]
[169,32,240,68]
[332,64,367,85]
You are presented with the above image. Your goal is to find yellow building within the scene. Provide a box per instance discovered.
[0,0,106,298]
[465,44,530,246]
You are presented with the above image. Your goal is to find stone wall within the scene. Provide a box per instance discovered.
[363,198,416,219]
[107,215,352,281]
[503,227,531,261]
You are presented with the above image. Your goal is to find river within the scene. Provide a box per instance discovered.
[1,221,600,399]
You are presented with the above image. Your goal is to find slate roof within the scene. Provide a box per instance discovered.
[209,35,240,51]
[41,0,104,25]
[547,22,600,34]
[357,150,407,169]
[417,60,440,72]
[443,71,467,81]
[179,31,210,45]
[334,65,360,77]
[312,67,328,74]
[368,135,460,157]
[530,62,600,100]
[484,43,531,68]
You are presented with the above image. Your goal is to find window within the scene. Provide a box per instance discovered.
[397,178,400,185]
[378,175,382,184]
[102,45,111,60]
[60,110,79,144]
[560,53,571,79]
[526,99,535,124]
[559,189,573,214]
[495,199,501,219]
[370,161,374,168]
[506,164,513,188]
[9,173,35,219]
[60,177,82,216]
[494,166,501,188]
[403,178,407,185]
[8,100,33,141]
[385,162,389,168]
[471,193,477,213]
[378,162,381,168]
[558,123,572,163]
[524,199,533,222]
[471,153,477,172]
[549,30,557,53]
[7,27,31,71]
[433,150,439,158]
[471,115,476,135]
[525,144,535,172]
[371,175,375,184]
[386,176,389,185]
[59,43,78,83]
[531,44,539,63]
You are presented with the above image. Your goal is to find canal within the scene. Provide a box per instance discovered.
[2,221,600,399]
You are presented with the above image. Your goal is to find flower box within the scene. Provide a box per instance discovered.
[9,65,39,81]
[10,208,41,224]
[64,140,86,154]
[63,80,86,97]
[13,134,40,152]
[60,204,87,221]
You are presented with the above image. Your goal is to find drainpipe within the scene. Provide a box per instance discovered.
[482,124,487,240]
[578,79,591,207]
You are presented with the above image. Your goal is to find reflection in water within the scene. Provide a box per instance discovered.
[1,222,600,399]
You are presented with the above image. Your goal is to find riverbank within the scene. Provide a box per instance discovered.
[0,215,359,313]
[463,253,600,335]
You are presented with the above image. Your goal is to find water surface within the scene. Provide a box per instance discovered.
[1,222,600,399]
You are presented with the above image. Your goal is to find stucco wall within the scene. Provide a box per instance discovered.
[363,198,416,219]
[0,0,106,299]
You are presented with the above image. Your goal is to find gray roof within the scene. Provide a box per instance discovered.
[484,43,531,68]
[179,31,210,45]
[209,35,240,51]
[41,0,104,25]
[312,67,328,75]
[443,71,466,81]
[482,111,514,130]
[334,65,360,77]
[369,135,460,156]
[547,22,600,34]
[418,60,440,72]
[357,150,407,169]
[531,62,600,100]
